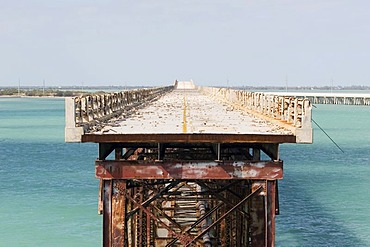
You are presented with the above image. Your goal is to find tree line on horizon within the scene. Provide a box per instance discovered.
[0,88,84,97]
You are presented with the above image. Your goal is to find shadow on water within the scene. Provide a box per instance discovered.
[276,144,370,247]
[277,177,367,247]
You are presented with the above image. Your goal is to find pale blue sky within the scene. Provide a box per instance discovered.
[1,0,369,87]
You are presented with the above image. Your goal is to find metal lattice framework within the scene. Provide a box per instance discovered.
[96,142,280,247]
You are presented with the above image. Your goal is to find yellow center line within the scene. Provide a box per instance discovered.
[183,96,187,133]
[188,102,192,131]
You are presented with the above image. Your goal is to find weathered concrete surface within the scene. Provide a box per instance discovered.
[65,97,84,142]
[94,89,292,136]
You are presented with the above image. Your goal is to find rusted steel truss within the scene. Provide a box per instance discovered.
[100,179,278,246]
[97,143,281,247]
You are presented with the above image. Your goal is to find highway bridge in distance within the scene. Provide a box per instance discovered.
[264,91,370,106]
[65,80,313,247]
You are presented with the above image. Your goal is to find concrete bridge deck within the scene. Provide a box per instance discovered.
[81,89,296,144]
[93,89,291,135]
[66,84,312,144]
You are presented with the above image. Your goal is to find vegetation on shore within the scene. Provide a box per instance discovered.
[0,88,87,97]
[0,85,144,97]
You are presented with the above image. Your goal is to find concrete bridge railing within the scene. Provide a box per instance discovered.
[198,86,312,143]
[65,86,173,142]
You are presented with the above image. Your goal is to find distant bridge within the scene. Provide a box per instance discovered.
[65,81,312,246]
[264,92,370,106]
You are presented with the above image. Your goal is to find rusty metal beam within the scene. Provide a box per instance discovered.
[115,147,122,160]
[95,160,283,180]
[122,148,137,160]
[250,181,266,246]
[103,180,112,247]
[157,143,166,161]
[207,180,244,199]
[275,181,280,215]
[123,187,194,246]
[112,180,126,246]
[186,186,264,247]
[260,143,279,160]
[99,143,116,160]
[125,181,179,220]
[98,179,103,214]
[266,180,276,246]
[253,148,261,161]
[165,203,223,247]
[196,181,249,216]
[83,133,296,144]
[152,204,183,230]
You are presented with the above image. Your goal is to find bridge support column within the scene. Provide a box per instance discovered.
[249,180,277,246]
[102,180,128,246]
[97,159,282,246]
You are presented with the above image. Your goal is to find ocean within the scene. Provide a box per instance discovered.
[0,97,369,246]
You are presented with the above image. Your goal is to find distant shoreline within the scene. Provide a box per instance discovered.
[2,85,370,98]
[0,86,142,97]
[0,95,63,98]
[0,89,86,98]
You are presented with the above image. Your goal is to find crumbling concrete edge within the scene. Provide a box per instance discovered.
[65,97,84,142]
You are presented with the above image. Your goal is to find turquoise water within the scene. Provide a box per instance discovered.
[0,98,101,246]
[277,104,370,246]
[1,98,369,246]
